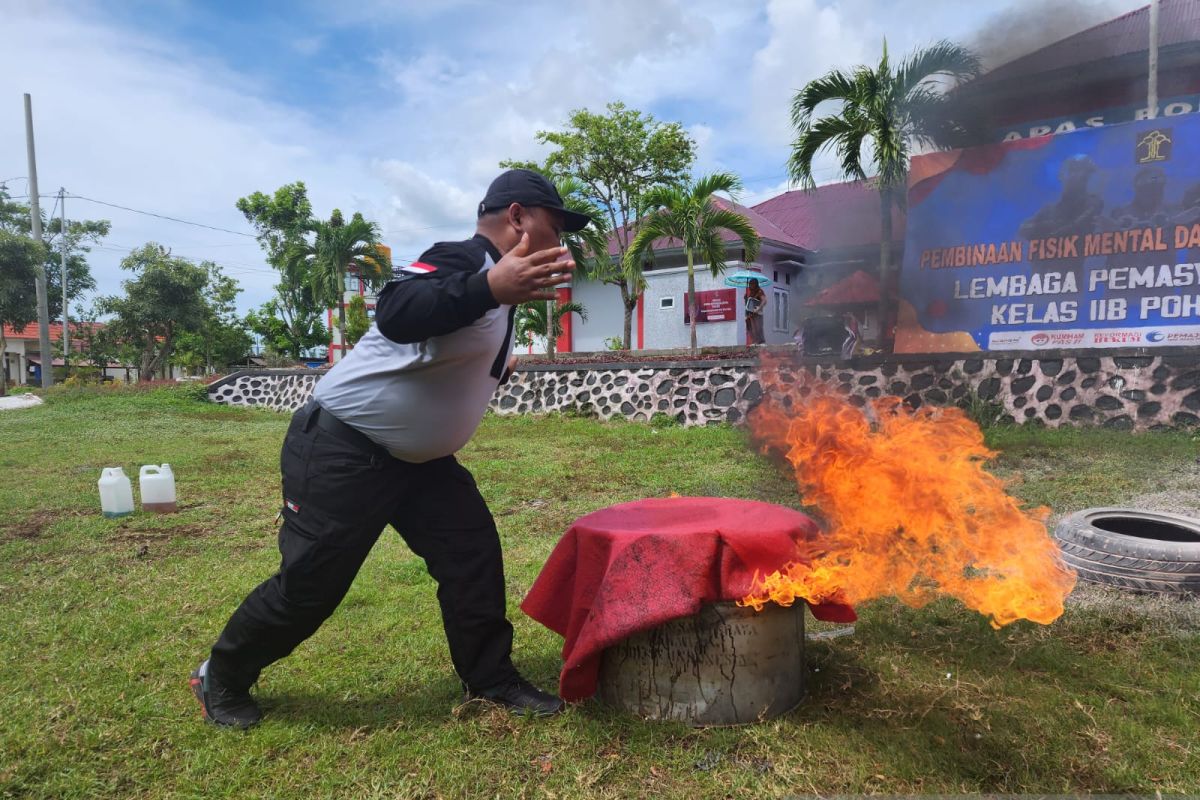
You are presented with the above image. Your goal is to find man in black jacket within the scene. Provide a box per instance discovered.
[191,169,591,727]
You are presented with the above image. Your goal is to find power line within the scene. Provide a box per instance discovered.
[91,242,278,276]
[65,193,256,239]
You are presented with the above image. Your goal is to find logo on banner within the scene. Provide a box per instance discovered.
[1146,330,1166,343]
[1092,330,1143,344]
[1136,129,1172,163]
[1031,333,1050,346]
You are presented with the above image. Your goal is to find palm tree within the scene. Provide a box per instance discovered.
[625,173,762,352]
[788,40,981,348]
[297,209,391,357]
[514,299,588,353]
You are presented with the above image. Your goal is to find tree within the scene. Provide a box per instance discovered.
[787,40,981,347]
[0,185,108,321]
[97,244,211,379]
[626,173,762,352]
[0,230,45,395]
[73,304,125,380]
[245,299,327,360]
[502,102,694,348]
[237,183,327,358]
[298,209,390,357]
[344,294,371,348]
[514,299,588,351]
[172,263,252,374]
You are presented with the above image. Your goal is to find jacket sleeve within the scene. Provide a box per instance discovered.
[374,241,499,344]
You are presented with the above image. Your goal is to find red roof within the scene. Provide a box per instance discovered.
[2,321,105,342]
[607,196,809,257]
[973,0,1200,87]
[751,180,904,251]
[804,269,880,306]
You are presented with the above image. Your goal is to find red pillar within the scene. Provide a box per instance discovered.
[555,287,572,353]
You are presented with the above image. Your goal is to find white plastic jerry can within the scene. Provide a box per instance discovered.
[98,467,135,518]
[139,464,178,513]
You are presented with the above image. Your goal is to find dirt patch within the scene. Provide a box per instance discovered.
[0,510,74,541]
[110,521,217,543]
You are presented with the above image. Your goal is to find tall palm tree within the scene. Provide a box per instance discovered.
[788,40,981,348]
[297,209,390,357]
[625,173,762,352]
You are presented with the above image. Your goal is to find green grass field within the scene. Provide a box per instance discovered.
[1,385,1197,798]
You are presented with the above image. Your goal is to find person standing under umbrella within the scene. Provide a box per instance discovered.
[744,279,767,345]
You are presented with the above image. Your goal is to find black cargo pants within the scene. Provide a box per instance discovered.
[208,401,518,694]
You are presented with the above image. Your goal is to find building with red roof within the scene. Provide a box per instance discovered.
[570,196,816,351]
[1,321,140,386]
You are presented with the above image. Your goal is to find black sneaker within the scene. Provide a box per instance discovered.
[189,659,262,729]
[466,676,565,717]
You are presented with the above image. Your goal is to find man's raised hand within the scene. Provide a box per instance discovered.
[486,233,575,305]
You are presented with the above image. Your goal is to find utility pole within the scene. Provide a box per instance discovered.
[1148,0,1160,118]
[60,188,69,374]
[24,93,53,388]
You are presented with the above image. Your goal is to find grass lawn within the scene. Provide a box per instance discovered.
[1,385,1198,798]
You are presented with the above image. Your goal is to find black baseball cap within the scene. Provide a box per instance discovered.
[478,169,593,232]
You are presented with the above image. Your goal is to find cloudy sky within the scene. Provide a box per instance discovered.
[1,0,1143,314]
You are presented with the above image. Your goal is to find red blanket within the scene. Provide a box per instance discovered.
[520,497,857,702]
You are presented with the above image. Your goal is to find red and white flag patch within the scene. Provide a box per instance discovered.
[285,499,301,513]
[400,262,438,275]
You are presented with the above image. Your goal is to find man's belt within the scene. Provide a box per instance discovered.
[304,400,390,460]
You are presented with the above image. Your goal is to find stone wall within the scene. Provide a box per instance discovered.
[491,360,761,426]
[208,370,322,413]
[208,348,1200,430]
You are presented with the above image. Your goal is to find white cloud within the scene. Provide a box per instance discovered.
[741,178,795,209]
[750,0,874,150]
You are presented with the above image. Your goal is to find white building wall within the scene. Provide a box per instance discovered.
[642,267,744,349]
[2,340,27,386]
[571,280,627,352]
[559,256,807,352]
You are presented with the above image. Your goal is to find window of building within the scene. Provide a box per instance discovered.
[660,297,675,309]
[773,288,789,332]
[344,274,361,292]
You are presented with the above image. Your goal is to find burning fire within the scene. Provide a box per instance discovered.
[741,357,1076,628]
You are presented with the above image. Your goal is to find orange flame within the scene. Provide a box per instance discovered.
[741,357,1076,628]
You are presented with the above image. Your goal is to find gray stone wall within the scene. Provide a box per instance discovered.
[491,360,762,426]
[208,370,322,413]
[208,349,1200,430]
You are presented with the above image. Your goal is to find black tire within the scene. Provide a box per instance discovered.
[1054,507,1200,595]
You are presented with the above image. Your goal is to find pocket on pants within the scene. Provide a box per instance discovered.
[280,430,313,509]
[300,430,388,520]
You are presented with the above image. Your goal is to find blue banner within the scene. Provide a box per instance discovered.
[896,114,1200,352]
